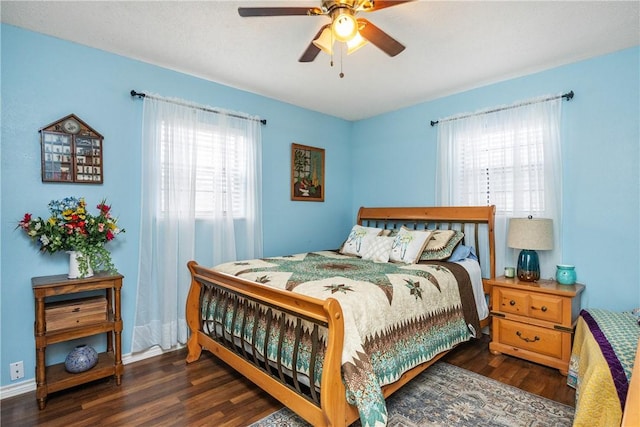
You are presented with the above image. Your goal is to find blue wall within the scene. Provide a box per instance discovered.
[351,47,640,313]
[1,23,638,389]
[0,25,353,387]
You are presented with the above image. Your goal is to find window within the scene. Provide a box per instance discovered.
[135,94,262,352]
[455,124,546,215]
[436,96,563,280]
[159,122,248,218]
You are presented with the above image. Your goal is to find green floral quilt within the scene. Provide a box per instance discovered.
[204,251,480,427]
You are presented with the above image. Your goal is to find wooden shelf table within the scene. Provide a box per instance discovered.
[32,272,123,409]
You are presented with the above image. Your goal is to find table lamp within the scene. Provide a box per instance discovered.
[507,216,553,282]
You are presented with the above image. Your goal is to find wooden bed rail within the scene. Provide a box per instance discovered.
[185,261,350,426]
[357,205,495,223]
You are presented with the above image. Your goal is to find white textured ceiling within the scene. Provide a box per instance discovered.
[2,1,639,120]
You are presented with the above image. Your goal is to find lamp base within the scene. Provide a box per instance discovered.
[517,249,540,282]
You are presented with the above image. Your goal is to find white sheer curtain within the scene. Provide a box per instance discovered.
[132,95,263,352]
[436,96,563,279]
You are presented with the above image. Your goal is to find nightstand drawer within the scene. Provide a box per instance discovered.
[528,293,563,323]
[495,287,565,324]
[494,318,563,359]
[495,288,529,316]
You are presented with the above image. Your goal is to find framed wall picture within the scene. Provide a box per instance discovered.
[291,143,324,202]
[39,114,104,184]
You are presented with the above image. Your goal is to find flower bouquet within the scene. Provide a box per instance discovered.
[17,197,125,277]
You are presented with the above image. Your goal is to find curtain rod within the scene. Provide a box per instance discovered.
[430,91,574,127]
[130,90,267,125]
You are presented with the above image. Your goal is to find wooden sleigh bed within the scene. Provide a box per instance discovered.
[185,206,496,427]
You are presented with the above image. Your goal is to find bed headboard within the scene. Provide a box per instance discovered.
[356,206,496,280]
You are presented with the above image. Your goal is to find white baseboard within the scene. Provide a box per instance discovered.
[122,343,183,365]
[0,379,35,399]
[0,345,183,400]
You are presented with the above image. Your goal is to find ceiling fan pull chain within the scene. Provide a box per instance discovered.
[330,30,335,68]
[339,43,345,78]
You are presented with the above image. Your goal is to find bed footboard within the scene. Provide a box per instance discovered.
[185,261,350,426]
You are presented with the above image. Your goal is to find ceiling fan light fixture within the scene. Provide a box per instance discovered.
[331,8,358,42]
[346,31,368,55]
[312,27,334,55]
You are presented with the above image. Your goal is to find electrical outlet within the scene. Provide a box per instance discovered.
[10,361,24,381]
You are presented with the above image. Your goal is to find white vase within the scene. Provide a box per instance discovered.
[67,251,93,279]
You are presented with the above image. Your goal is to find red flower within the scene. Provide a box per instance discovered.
[97,202,111,216]
[106,230,114,241]
[19,213,32,230]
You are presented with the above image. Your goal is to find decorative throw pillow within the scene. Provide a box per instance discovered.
[425,230,456,251]
[419,230,464,261]
[447,244,478,262]
[361,236,395,263]
[390,226,433,264]
[340,225,383,257]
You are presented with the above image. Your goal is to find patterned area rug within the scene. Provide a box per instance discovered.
[250,362,574,427]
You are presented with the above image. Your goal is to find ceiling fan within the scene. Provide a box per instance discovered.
[238,1,413,63]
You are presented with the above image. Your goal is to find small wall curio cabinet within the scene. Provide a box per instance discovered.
[39,114,104,184]
[32,272,123,409]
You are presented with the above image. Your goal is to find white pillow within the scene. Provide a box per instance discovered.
[340,225,383,257]
[390,226,433,264]
[361,236,395,263]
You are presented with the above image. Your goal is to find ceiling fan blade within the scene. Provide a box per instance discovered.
[358,18,405,57]
[238,7,323,17]
[299,25,329,62]
[358,0,415,12]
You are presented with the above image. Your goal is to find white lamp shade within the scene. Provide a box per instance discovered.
[347,32,368,55]
[507,217,554,250]
[312,27,334,55]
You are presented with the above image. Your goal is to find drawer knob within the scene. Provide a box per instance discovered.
[516,331,540,343]
[531,305,548,312]
[509,300,516,306]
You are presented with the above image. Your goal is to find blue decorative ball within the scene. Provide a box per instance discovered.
[65,345,98,373]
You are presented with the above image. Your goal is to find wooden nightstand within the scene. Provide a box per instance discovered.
[487,276,584,375]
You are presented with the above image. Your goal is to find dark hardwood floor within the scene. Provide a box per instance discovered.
[1,334,575,426]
